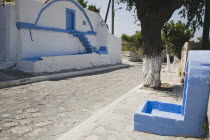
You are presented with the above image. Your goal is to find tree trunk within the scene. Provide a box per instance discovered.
[173,54,180,66]
[142,55,161,88]
[202,0,210,50]
[134,0,184,88]
[166,41,170,72]
[141,23,162,88]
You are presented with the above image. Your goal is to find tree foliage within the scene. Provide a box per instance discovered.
[118,0,183,57]
[179,0,205,33]
[76,0,100,13]
[88,5,100,13]
[197,37,210,42]
[162,20,193,57]
[77,0,88,8]
[121,31,143,52]
[118,0,183,88]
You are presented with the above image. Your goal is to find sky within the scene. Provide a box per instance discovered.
[87,0,203,41]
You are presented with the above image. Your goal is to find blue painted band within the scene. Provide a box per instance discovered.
[17,22,67,33]
[16,22,96,35]
[29,30,34,41]
[35,0,95,32]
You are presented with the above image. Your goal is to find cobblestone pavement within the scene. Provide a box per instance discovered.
[58,65,206,140]
[0,62,144,140]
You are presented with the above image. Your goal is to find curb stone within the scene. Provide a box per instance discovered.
[0,64,129,89]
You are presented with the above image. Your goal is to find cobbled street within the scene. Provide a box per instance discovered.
[0,62,143,140]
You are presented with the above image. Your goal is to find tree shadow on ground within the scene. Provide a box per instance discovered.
[142,83,183,100]
[162,84,183,99]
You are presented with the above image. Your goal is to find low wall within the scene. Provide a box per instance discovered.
[18,53,121,73]
[179,42,202,76]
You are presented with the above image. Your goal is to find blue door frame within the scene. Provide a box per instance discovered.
[66,8,76,32]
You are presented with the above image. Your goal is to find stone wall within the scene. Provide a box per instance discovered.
[179,42,205,76]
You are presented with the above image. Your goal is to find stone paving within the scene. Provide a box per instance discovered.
[0,62,144,140]
[58,65,209,140]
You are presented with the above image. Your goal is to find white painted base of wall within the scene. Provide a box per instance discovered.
[17,53,122,73]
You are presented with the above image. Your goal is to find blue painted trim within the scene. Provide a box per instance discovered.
[17,22,68,33]
[17,22,98,54]
[29,30,34,41]
[16,22,96,35]
[95,46,108,54]
[22,52,95,62]
[23,57,42,62]
[35,0,95,32]
[66,8,76,31]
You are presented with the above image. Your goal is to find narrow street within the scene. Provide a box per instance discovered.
[0,62,143,140]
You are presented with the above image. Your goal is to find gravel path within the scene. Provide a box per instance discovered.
[0,62,143,140]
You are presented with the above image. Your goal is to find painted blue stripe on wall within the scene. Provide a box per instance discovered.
[35,0,95,32]
[16,22,96,35]
[29,30,34,41]
[17,22,68,33]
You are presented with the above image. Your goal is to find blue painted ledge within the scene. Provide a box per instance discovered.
[95,46,108,54]
[23,57,43,62]
[134,51,210,138]
[22,51,108,62]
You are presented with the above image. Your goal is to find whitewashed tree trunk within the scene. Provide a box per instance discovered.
[166,41,170,72]
[142,55,161,88]
[173,55,180,66]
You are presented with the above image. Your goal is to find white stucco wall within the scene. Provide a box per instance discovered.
[14,0,122,73]
[0,4,18,64]
[0,5,6,62]
[107,34,122,64]
[18,33,122,73]
[16,0,95,59]
[19,30,87,58]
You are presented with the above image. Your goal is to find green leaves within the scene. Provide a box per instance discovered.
[88,5,100,13]
[117,0,135,11]
[179,0,205,33]
[121,31,142,52]
[77,0,88,8]
[162,20,194,57]
[77,0,100,13]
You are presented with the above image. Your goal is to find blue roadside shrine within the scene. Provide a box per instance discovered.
[134,51,210,137]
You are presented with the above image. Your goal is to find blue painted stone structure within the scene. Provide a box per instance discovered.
[134,51,210,137]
